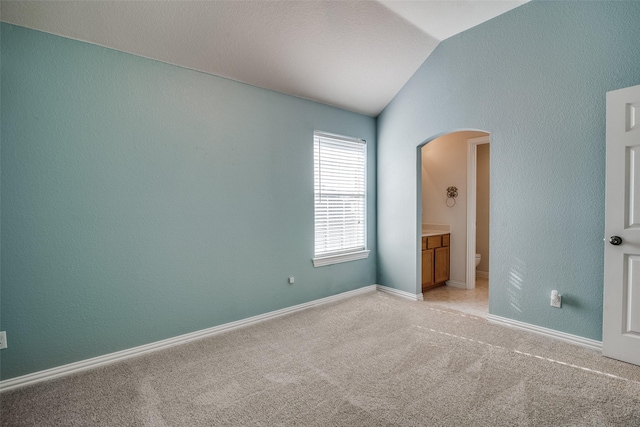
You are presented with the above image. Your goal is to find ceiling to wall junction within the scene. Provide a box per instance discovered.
[1,1,527,116]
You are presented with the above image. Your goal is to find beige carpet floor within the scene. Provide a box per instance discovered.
[2,290,640,426]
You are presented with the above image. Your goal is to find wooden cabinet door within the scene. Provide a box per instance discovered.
[434,246,450,284]
[422,249,434,291]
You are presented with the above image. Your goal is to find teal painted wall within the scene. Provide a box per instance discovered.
[0,24,377,380]
[377,1,640,341]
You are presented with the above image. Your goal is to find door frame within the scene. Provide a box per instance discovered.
[466,136,490,290]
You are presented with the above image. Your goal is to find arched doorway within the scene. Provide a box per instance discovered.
[417,130,490,317]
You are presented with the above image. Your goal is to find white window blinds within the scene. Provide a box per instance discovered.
[314,132,366,259]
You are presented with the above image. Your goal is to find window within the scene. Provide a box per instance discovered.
[313,131,369,267]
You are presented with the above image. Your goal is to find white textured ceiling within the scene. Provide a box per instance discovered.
[1,1,527,116]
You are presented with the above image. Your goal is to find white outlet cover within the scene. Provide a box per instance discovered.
[0,331,7,349]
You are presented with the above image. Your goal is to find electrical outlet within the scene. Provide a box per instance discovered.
[288,277,295,284]
[0,331,7,349]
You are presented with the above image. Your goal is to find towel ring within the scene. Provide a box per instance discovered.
[446,186,458,207]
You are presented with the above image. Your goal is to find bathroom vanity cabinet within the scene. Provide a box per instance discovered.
[421,233,450,292]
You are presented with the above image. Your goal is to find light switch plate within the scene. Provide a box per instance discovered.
[0,331,7,349]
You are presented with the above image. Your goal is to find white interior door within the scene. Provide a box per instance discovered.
[603,83,640,366]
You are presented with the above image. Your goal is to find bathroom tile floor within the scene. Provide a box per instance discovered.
[422,276,489,318]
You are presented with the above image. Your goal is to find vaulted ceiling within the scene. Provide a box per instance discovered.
[1,1,527,116]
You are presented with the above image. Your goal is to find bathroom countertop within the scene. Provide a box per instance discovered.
[422,231,450,237]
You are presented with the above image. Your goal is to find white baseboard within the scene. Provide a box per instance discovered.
[486,314,602,351]
[446,280,466,289]
[376,285,423,301]
[0,285,377,392]
[476,271,489,279]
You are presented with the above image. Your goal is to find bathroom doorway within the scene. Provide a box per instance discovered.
[466,136,490,290]
[418,131,490,318]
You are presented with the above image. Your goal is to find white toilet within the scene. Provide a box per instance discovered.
[475,253,481,268]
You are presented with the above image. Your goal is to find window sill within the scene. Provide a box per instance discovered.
[312,250,370,267]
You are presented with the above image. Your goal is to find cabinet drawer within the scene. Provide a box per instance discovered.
[426,235,441,249]
[442,234,450,247]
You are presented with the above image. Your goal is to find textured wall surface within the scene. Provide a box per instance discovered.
[0,24,376,380]
[377,1,640,340]
[421,130,487,285]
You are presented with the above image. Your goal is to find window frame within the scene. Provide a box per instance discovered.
[312,131,370,267]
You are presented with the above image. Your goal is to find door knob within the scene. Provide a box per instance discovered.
[609,236,623,246]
